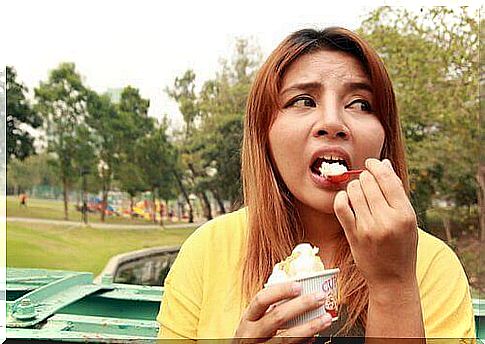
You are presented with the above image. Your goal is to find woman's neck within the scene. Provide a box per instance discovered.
[296,203,344,267]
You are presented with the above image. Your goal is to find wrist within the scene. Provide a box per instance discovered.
[368,278,420,306]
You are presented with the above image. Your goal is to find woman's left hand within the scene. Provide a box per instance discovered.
[333,158,418,291]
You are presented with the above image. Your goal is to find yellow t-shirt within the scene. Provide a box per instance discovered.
[157,207,476,340]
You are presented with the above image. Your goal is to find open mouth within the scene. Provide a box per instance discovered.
[310,155,350,177]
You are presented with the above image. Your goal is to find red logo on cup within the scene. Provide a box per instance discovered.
[321,275,338,318]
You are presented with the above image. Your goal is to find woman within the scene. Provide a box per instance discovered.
[157,27,476,341]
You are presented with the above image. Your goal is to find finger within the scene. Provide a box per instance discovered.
[277,314,333,343]
[358,170,390,216]
[333,191,356,244]
[260,291,328,331]
[346,179,373,227]
[365,158,408,209]
[245,282,302,321]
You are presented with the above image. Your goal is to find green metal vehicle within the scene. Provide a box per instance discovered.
[5,246,485,343]
[6,246,180,342]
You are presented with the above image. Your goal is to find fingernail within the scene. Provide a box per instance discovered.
[292,283,302,294]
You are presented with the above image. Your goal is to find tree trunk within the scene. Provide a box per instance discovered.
[152,189,157,223]
[443,215,453,243]
[100,182,108,223]
[211,189,226,214]
[173,171,194,223]
[159,197,165,228]
[130,195,134,220]
[477,164,485,242]
[198,191,213,220]
[82,172,88,225]
[62,175,69,221]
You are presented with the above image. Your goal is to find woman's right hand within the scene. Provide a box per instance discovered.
[234,282,333,343]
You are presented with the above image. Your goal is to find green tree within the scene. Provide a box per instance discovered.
[35,62,89,220]
[167,39,261,219]
[197,38,261,210]
[166,71,202,222]
[136,118,178,225]
[115,86,154,220]
[86,86,153,222]
[118,86,153,147]
[359,7,479,234]
[86,91,122,222]
[166,70,199,137]
[117,161,148,218]
[7,153,59,194]
[478,16,485,242]
[71,123,97,224]
[6,66,43,162]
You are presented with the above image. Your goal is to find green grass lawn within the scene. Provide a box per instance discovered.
[7,221,195,275]
[6,196,186,225]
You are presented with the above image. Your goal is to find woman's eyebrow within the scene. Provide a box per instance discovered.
[280,81,322,96]
[280,81,373,96]
[344,81,373,93]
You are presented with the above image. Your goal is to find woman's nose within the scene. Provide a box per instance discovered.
[314,126,349,139]
[312,103,350,140]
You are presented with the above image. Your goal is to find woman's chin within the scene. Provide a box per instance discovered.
[294,191,338,216]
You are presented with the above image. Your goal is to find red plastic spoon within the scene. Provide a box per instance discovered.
[326,169,364,183]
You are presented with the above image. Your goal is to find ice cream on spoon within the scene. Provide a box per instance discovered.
[319,161,363,183]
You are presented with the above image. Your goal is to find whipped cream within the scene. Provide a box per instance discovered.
[267,243,325,285]
[319,162,347,177]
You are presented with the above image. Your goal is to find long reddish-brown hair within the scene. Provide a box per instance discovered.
[241,27,409,335]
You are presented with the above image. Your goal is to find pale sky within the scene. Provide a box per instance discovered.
[3,0,479,131]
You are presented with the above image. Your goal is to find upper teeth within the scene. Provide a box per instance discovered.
[319,155,346,162]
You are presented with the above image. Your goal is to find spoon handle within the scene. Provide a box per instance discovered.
[344,169,364,175]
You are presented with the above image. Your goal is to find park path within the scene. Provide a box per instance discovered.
[6,217,205,229]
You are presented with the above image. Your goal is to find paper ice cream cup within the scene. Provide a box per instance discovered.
[266,268,340,328]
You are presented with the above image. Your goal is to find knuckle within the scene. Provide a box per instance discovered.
[253,293,265,308]
[396,213,414,228]
[405,216,417,229]
[379,229,392,241]
[270,308,286,327]
[360,229,372,242]
[304,293,317,306]
[357,222,369,233]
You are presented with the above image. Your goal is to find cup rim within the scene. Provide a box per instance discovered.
[265,268,340,287]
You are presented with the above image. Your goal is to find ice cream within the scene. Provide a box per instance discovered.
[319,161,347,177]
[266,243,325,285]
[265,243,340,326]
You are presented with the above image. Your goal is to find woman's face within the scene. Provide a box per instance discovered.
[268,50,385,215]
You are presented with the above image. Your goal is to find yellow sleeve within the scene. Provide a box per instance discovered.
[419,242,476,341]
[156,227,207,339]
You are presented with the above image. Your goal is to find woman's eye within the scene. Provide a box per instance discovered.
[285,97,316,108]
[347,99,373,112]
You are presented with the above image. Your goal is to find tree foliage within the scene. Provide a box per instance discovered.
[7,153,59,193]
[358,7,479,228]
[168,38,262,217]
[6,66,43,162]
[34,62,90,219]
